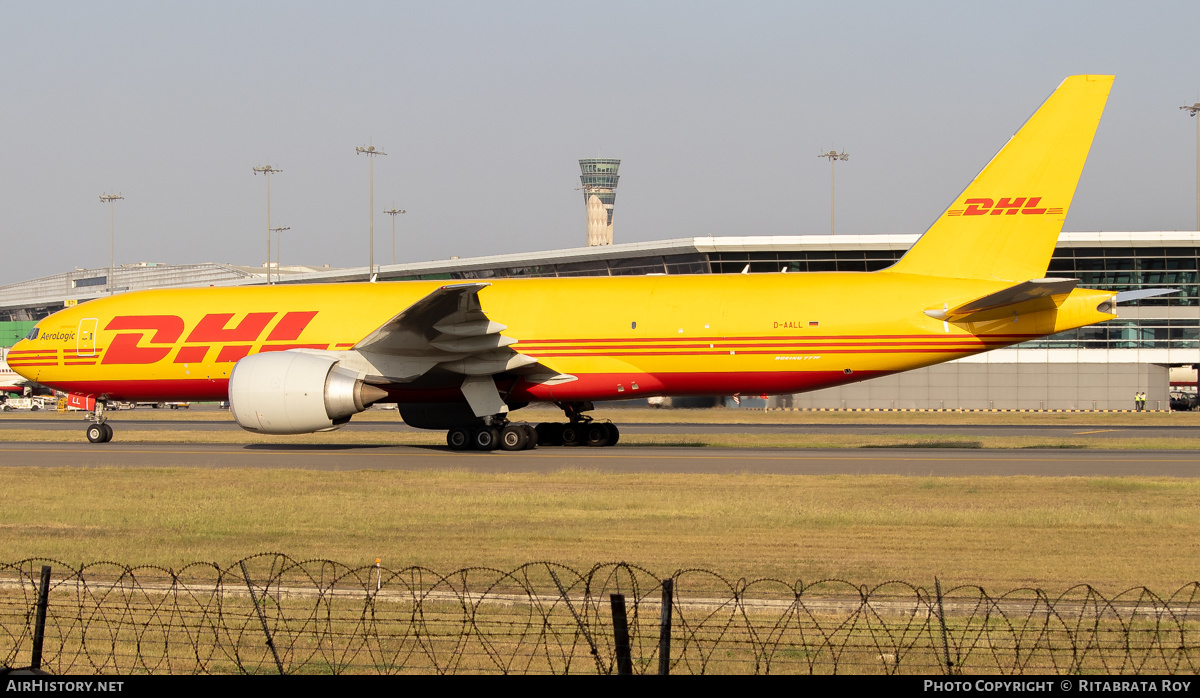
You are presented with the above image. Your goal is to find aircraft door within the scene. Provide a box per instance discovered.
[77,318,98,357]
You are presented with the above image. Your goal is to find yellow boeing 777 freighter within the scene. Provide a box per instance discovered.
[10,75,1149,449]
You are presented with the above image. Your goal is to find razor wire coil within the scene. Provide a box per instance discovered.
[0,554,1198,675]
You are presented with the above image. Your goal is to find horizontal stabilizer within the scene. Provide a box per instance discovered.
[925,278,1077,322]
[1114,288,1180,303]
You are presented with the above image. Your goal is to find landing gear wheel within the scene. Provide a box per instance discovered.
[520,424,538,450]
[536,423,563,446]
[447,427,471,450]
[584,423,610,447]
[473,427,499,451]
[499,424,529,451]
[605,423,619,446]
[560,424,583,447]
[101,423,113,443]
[86,424,108,444]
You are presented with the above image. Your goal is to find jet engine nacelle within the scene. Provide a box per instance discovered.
[229,351,386,434]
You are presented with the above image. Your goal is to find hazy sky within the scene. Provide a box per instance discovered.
[2,1,1199,278]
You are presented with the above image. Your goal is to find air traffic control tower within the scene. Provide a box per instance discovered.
[579,158,620,246]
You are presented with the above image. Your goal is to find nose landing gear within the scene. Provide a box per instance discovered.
[86,422,113,443]
[85,400,113,443]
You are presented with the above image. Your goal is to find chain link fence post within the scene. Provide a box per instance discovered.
[610,594,632,675]
[29,565,51,672]
[935,577,954,675]
[658,578,673,676]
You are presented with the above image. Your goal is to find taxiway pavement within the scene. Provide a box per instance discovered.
[0,417,1194,440]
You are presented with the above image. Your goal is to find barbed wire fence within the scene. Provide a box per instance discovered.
[1,554,1198,675]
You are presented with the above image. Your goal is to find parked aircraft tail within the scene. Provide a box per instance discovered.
[886,74,1113,282]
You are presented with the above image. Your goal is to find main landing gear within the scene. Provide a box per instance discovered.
[533,421,620,448]
[539,400,620,447]
[444,401,620,451]
[447,423,538,452]
[85,400,113,443]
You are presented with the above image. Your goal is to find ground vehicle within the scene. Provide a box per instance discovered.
[0,396,52,411]
[1170,392,1198,411]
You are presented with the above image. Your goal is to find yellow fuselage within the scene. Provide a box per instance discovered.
[8,272,1114,405]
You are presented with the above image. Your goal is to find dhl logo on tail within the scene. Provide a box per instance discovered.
[946,197,1064,217]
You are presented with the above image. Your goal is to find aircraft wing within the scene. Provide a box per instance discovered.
[353,282,527,370]
[301,282,574,417]
[924,278,1078,323]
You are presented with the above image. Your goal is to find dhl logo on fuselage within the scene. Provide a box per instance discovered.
[945,197,1064,217]
[97,311,324,365]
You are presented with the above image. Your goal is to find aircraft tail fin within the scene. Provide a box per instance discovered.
[885,75,1113,282]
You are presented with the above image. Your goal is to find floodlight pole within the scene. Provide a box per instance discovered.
[1183,103,1200,231]
[818,151,849,235]
[356,146,387,278]
[252,166,282,285]
[271,226,290,278]
[99,193,124,295]
[384,208,406,265]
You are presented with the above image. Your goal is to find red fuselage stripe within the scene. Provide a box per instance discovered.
[531,348,980,357]
[43,369,895,403]
[517,333,1039,344]
[523,341,1011,351]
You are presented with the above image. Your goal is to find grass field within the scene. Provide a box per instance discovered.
[2,407,1198,593]
[2,467,1199,593]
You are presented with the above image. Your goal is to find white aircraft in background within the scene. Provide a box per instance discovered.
[0,347,28,393]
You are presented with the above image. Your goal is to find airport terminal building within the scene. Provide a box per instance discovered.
[1,231,1196,410]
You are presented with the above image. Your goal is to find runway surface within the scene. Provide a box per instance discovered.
[1,441,1197,476]
[1,417,1195,439]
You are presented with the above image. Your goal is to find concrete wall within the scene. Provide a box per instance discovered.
[782,361,1171,411]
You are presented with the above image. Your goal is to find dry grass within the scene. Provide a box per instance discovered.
[1,467,1198,592]
[4,406,1198,594]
